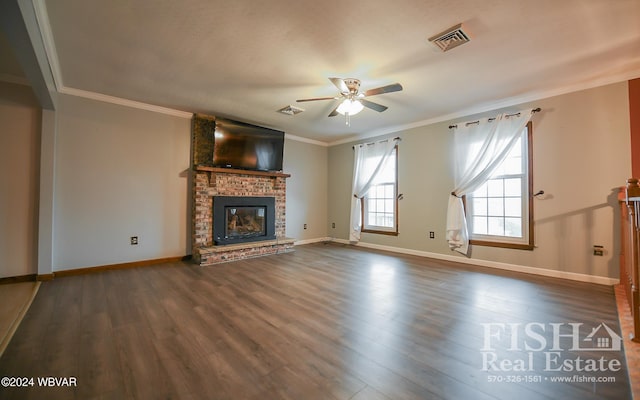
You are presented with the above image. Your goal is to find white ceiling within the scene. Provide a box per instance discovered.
[5,0,640,143]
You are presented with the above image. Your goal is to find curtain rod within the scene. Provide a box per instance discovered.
[352,136,401,149]
[448,107,541,129]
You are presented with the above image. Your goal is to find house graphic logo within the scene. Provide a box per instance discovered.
[582,323,623,351]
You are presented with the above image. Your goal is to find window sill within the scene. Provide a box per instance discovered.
[362,229,399,236]
[470,239,534,250]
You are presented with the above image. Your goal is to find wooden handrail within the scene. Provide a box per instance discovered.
[620,178,640,341]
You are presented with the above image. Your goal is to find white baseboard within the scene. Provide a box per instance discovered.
[293,237,333,246]
[320,239,619,286]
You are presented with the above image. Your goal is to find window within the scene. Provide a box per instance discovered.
[466,122,533,249]
[362,146,398,235]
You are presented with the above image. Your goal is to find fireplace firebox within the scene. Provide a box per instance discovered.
[213,196,276,245]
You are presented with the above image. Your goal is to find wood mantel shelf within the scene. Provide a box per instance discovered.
[194,166,290,178]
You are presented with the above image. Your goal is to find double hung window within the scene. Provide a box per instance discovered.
[362,146,398,235]
[466,122,533,249]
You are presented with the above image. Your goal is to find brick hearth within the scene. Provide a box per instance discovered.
[191,166,294,265]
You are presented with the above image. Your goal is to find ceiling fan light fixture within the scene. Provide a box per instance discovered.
[296,77,403,126]
[336,99,364,116]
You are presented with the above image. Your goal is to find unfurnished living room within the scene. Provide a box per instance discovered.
[1,1,640,399]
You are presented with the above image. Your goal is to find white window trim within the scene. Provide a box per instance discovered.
[362,146,398,235]
[467,122,534,250]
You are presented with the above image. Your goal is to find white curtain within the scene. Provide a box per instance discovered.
[349,138,399,242]
[446,111,534,255]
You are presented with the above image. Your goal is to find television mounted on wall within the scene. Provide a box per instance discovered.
[213,117,284,172]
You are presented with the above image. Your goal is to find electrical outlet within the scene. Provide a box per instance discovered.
[429,231,435,239]
[593,245,604,256]
[332,222,336,229]
[130,236,138,245]
[304,224,307,230]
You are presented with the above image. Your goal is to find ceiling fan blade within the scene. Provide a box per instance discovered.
[363,83,403,97]
[296,96,336,102]
[329,77,349,93]
[361,99,388,112]
[328,106,340,117]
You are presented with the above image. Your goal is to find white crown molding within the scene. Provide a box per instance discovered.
[285,133,328,147]
[32,0,62,91]
[329,238,618,286]
[29,0,192,119]
[328,68,640,147]
[59,86,193,118]
[28,0,640,144]
[56,66,640,145]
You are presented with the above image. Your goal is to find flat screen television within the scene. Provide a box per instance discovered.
[213,118,284,172]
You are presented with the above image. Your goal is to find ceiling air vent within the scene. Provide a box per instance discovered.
[428,23,470,52]
[277,105,305,115]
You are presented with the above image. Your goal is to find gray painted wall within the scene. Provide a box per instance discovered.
[0,81,41,278]
[328,82,631,280]
[283,138,328,242]
[53,94,192,270]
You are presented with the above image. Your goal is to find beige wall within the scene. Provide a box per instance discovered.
[328,81,631,280]
[283,138,328,242]
[0,82,41,278]
[52,94,192,270]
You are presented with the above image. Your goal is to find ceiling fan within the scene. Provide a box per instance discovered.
[296,77,403,125]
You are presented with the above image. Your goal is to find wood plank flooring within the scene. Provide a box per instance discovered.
[0,243,631,399]
[0,281,39,358]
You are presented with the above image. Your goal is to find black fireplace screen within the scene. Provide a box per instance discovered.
[213,196,276,245]
[226,206,266,239]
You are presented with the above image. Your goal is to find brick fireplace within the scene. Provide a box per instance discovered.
[191,114,294,266]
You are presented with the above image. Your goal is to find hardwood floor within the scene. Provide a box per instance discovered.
[0,243,631,399]
[0,281,39,358]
